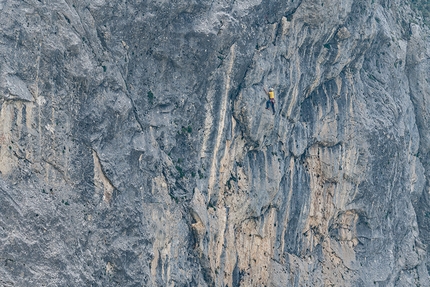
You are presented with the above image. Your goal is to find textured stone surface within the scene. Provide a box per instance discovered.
[1,0,430,286]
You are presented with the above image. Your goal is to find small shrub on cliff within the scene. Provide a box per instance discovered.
[147,90,154,104]
[410,0,430,26]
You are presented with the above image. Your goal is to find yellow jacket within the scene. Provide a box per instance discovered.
[268,91,275,99]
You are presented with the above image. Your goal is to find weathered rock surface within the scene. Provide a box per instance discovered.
[1,0,430,286]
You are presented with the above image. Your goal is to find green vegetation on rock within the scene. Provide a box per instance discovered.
[410,0,430,26]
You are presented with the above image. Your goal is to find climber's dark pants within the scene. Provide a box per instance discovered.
[266,99,275,114]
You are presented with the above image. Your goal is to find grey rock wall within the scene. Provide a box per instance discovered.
[1,0,430,286]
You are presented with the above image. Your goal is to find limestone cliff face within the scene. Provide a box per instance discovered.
[1,0,430,286]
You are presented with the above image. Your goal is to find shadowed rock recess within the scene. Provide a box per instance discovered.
[1,0,430,286]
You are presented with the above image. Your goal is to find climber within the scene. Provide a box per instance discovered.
[264,87,275,115]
